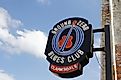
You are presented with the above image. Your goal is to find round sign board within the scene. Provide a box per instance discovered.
[45,17,93,66]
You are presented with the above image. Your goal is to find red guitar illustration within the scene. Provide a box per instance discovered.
[58,35,73,49]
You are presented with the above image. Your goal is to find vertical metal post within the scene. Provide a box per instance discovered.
[105,25,113,80]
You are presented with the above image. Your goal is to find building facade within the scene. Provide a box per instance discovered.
[101,0,121,80]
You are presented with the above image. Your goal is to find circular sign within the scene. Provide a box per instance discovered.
[45,17,92,66]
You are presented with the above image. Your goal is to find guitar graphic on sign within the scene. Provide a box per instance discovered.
[58,20,77,51]
[58,35,73,49]
[58,27,73,51]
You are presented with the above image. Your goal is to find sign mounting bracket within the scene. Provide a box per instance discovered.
[93,25,113,80]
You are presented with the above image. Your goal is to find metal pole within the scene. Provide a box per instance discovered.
[105,25,113,80]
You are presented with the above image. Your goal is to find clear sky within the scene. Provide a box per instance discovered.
[0,0,101,80]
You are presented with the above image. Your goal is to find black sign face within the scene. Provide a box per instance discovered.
[45,17,93,66]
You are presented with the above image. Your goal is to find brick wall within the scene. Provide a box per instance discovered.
[113,0,121,79]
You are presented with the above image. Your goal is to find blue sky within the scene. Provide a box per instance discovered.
[0,0,101,80]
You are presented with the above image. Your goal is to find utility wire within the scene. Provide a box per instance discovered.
[95,53,104,70]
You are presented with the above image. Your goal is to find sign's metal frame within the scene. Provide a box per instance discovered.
[93,25,113,80]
